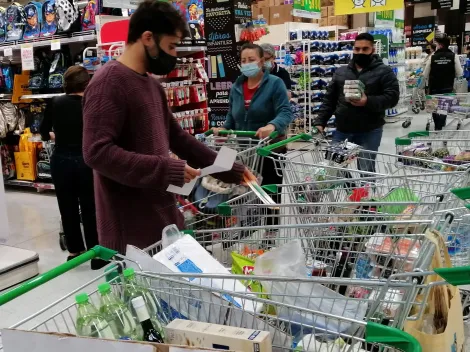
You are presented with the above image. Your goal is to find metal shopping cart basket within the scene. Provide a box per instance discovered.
[257,134,470,189]
[0,245,429,352]
[423,93,470,131]
[395,130,470,168]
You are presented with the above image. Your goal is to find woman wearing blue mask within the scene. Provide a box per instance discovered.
[213,43,293,228]
[213,43,292,140]
[260,43,292,99]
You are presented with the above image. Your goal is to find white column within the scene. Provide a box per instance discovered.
[0,154,10,243]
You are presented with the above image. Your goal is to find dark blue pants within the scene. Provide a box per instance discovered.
[332,127,383,174]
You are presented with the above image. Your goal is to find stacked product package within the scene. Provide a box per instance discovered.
[343,80,364,101]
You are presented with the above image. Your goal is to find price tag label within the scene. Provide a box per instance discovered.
[78,36,84,41]
[20,44,34,71]
[51,39,61,51]
[3,47,12,57]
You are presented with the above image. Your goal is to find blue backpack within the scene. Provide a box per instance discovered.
[0,8,6,43]
[40,0,57,37]
[23,2,42,39]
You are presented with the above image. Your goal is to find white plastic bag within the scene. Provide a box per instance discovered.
[254,240,367,334]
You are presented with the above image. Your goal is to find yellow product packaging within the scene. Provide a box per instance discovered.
[14,151,37,181]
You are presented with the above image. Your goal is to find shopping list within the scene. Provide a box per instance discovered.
[166,146,237,196]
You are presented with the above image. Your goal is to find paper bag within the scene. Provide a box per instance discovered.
[404,229,465,352]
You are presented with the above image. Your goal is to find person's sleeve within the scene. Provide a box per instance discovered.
[223,89,236,130]
[82,77,186,189]
[455,54,464,77]
[39,100,53,141]
[268,80,293,132]
[423,58,431,80]
[280,69,292,90]
[168,116,244,184]
[313,74,338,127]
[365,68,400,112]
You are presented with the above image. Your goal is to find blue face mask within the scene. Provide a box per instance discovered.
[264,61,273,70]
[241,62,261,77]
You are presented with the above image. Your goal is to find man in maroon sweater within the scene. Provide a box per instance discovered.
[82,0,245,253]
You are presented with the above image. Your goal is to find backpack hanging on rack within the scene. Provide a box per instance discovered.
[40,0,57,37]
[5,3,26,41]
[0,8,7,43]
[81,0,97,31]
[48,51,67,89]
[29,51,50,90]
[2,66,12,92]
[56,0,80,33]
[23,2,42,39]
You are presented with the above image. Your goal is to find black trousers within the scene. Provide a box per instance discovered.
[261,148,286,227]
[51,148,98,253]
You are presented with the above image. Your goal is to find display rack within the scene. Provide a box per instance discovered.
[281,38,352,136]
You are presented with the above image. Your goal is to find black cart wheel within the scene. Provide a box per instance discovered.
[412,107,420,114]
[420,102,425,110]
[457,123,462,130]
[402,120,411,128]
[425,122,430,131]
[59,233,67,251]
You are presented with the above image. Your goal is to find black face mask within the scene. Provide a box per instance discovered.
[353,53,373,68]
[425,49,431,55]
[144,43,177,75]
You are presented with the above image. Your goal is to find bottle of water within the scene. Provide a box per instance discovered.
[75,293,115,339]
[122,268,167,338]
[98,283,143,340]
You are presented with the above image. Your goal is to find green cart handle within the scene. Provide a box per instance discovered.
[366,322,421,352]
[395,131,430,146]
[204,129,278,139]
[0,245,117,306]
[451,187,470,209]
[257,133,312,157]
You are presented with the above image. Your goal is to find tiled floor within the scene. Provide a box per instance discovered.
[1,112,469,343]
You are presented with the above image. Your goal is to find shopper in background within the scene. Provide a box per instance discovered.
[82,0,246,254]
[424,36,463,95]
[422,43,436,67]
[314,33,399,174]
[40,66,104,269]
[260,43,292,99]
[213,43,292,231]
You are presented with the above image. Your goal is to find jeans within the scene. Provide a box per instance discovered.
[50,148,98,253]
[333,128,383,174]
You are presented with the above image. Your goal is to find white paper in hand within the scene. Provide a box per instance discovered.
[167,146,237,195]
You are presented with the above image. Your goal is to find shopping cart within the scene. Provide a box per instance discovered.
[406,72,425,115]
[0,245,428,352]
[395,130,470,168]
[257,134,470,188]
[423,93,470,131]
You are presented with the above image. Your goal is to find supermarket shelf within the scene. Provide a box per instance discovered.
[20,93,65,100]
[176,46,206,56]
[4,179,54,191]
[389,63,406,67]
[0,31,97,52]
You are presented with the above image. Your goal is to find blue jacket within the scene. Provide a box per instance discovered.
[224,71,293,133]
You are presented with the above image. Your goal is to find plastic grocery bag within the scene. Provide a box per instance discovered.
[254,240,367,334]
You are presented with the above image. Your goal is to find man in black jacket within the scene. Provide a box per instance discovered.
[314,33,399,174]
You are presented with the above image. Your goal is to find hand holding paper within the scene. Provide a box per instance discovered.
[167,146,237,196]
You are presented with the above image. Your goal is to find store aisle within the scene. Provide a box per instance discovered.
[0,111,446,330]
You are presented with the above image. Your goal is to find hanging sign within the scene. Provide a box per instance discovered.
[293,0,321,19]
[411,16,435,47]
[395,19,404,29]
[20,44,34,71]
[51,39,61,51]
[460,0,470,13]
[431,0,452,9]
[375,10,394,27]
[335,0,403,15]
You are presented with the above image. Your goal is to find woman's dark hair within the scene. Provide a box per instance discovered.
[127,0,189,44]
[435,36,450,49]
[64,66,90,94]
[240,43,264,58]
[430,43,437,51]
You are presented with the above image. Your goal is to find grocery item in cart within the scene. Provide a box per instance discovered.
[98,283,143,340]
[131,296,164,343]
[75,293,116,339]
[254,240,367,334]
[343,80,365,102]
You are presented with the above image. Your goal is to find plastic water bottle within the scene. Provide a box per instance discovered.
[122,268,167,338]
[98,283,143,340]
[75,293,115,339]
[161,224,183,249]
